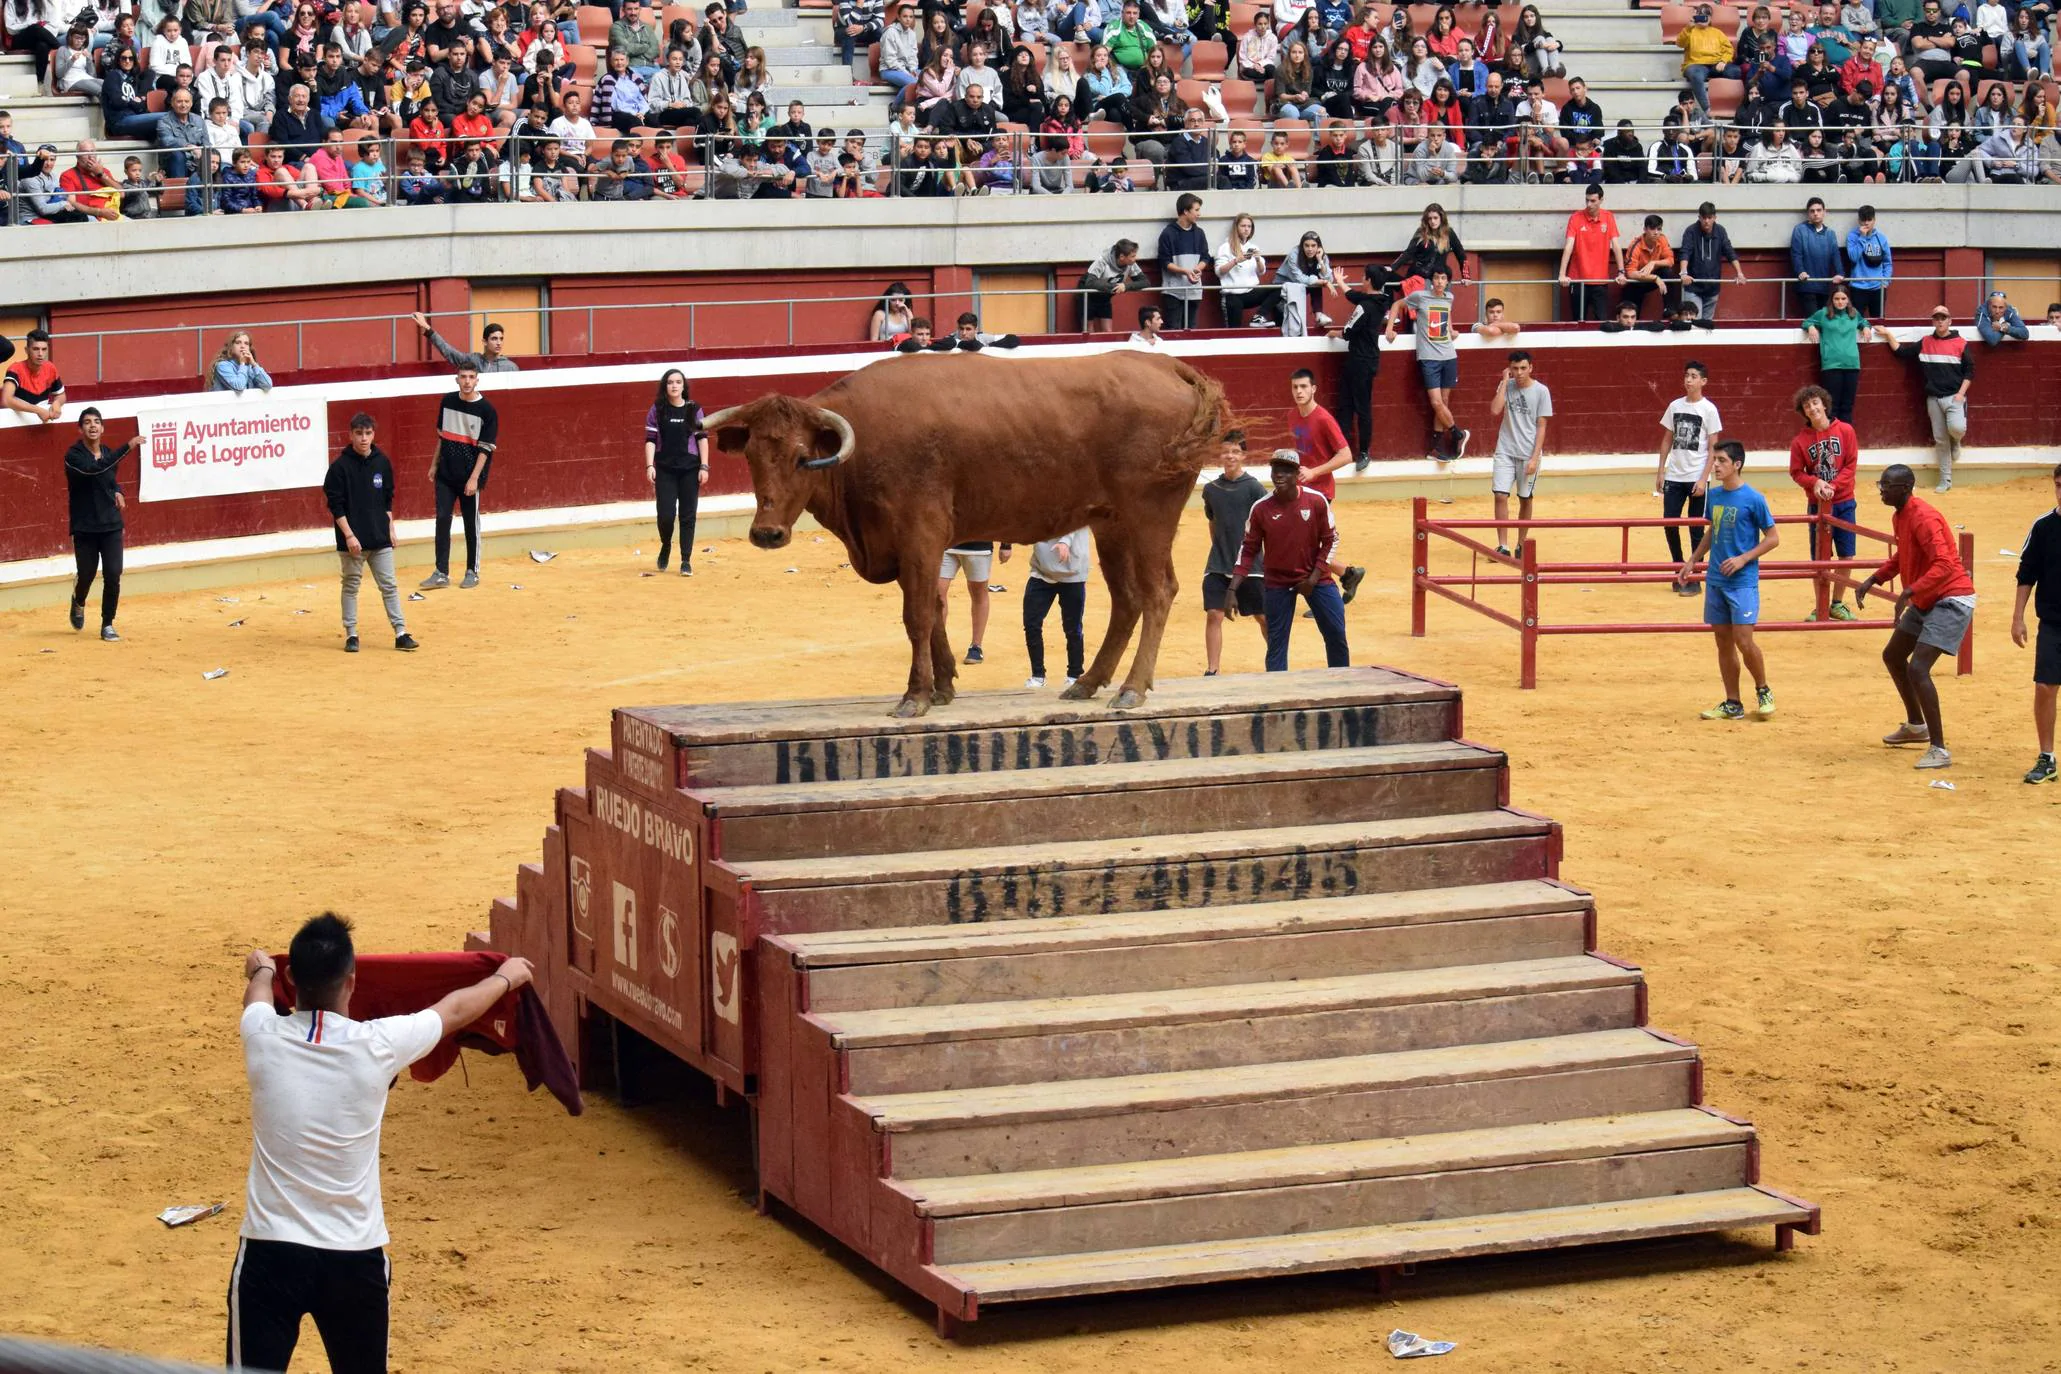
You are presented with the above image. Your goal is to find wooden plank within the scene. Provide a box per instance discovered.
[863,1029,1688,1132]
[843,986,1639,1097]
[808,911,1592,1015]
[818,956,1632,1049]
[781,880,1586,968]
[731,811,1544,891]
[705,742,1495,815]
[931,1144,1755,1265]
[933,1189,1815,1304]
[630,667,1440,745]
[714,756,1502,863]
[894,1110,1752,1218]
[682,697,1459,789]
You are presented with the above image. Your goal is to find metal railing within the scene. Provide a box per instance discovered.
[28,271,2048,387]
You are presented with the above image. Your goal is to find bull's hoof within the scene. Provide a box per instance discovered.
[1058,680,1100,701]
[933,684,956,706]
[891,696,931,718]
[1111,688,1146,711]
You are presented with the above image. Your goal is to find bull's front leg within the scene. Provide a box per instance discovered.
[894,560,945,717]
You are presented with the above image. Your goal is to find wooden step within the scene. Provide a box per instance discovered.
[828,957,1642,1094]
[622,667,1457,788]
[931,1141,1752,1264]
[932,1188,1816,1307]
[897,1109,1750,1218]
[783,880,1592,1010]
[727,810,1557,934]
[704,741,1503,861]
[868,1029,1697,1177]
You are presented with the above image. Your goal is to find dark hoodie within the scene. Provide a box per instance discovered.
[63,439,131,535]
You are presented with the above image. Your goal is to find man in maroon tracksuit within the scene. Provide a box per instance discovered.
[1229,451,1352,672]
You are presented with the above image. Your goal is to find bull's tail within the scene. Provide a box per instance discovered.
[1160,360,1234,479]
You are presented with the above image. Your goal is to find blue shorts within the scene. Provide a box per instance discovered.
[1704,580,1760,626]
[1807,498,1857,559]
[1417,357,1459,391]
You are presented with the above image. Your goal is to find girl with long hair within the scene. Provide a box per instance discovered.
[1273,229,1335,337]
[210,331,274,393]
[1352,34,1403,118]
[1389,202,1465,282]
[1511,4,1561,77]
[1425,5,1464,59]
[642,369,708,576]
[1214,211,1281,328]
[1274,38,1321,119]
[1041,92,1086,155]
[1802,284,1867,423]
[1315,36,1357,119]
[1079,42,1130,121]
[870,282,917,340]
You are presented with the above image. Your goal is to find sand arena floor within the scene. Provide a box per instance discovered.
[2,479,2056,1372]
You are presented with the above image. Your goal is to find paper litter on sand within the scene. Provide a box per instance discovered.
[407,592,427,601]
[158,1203,224,1228]
[528,550,556,563]
[226,619,245,628]
[1930,780,1956,790]
[1386,1330,1455,1359]
[202,669,230,681]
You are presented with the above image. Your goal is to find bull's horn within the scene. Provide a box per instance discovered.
[702,405,746,433]
[811,407,856,467]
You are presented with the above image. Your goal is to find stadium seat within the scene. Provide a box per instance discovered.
[1176,77,1207,108]
[868,41,881,79]
[569,44,599,81]
[576,5,611,44]
[1189,44,1227,81]
[1125,156,1156,188]
[1706,76,1744,119]
[1083,119,1128,162]
[1219,78,1260,115]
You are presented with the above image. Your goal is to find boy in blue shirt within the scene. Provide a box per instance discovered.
[1675,441,1782,720]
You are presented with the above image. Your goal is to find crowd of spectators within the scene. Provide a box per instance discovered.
[4,0,2060,214]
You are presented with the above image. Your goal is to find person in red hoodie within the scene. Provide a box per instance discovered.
[1855,464,1976,770]
[1786,384,1859,622]
[1229,451,1351,672]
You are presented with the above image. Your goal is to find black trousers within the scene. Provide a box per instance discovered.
[1849,286,1884,318]
[1662,480,1707,563]
[1567,281,1611,321]
[1339,352,1379,457]
[1219,285,1281,328]
[655,465,701,565]
[433,478,481,574]
[1161,295,1201,330]
[1620,267,1678,318]
[1820,367,1859,424]
[1022,577,1086,679]
[72,529,123,627]
[228,1237,389,1374]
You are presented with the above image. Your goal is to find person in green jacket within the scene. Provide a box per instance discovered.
[1803,284,1869,425]
[1106,0,1156,69]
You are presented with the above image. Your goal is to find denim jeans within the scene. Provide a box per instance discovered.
[1261,581,1350,671]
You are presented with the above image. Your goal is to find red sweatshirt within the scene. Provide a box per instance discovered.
[1875,496,1974,611]
[1788,418,1859,504]
[1232,487,1340,587]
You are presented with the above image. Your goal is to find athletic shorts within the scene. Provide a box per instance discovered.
[1704,579,1759,626]
[1083,291,1114,322]
[939,548,993,581]
[1417,357,1459,391]
[1491,451,1538,499]
[1898,594,1975,654]
[1202,571,1265,616]
[2037,620,2061,686]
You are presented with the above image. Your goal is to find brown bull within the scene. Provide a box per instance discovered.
[707,350,1230,717]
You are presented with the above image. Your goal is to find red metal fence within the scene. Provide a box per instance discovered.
[1409,496,1977,689]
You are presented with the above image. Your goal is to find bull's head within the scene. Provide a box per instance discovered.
[702,395,857,550]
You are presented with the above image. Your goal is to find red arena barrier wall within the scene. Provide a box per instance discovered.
[3,332,2056,565]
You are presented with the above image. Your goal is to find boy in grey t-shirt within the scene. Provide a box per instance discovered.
[1384,266,1468,462]
[1200,430,1270,674]
[1488,351,1553,556]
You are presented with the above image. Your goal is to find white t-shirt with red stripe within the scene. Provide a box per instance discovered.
[239,1003,444,1250]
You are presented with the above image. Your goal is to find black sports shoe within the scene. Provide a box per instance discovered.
[2027,754,2058,784]
[656,549,669,571]
[1340,566,1367,605]
[345,636,360,653]
[69,599,84,631]
[1453,427,1471,459]
[394,633,420,652]
[1353,451,1371,473]
[964,645,984,665]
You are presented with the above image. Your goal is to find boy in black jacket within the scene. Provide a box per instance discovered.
[420,363,499,589]
[1339,262,1398,471]
[63,407,132,642]
[324,412,419,653]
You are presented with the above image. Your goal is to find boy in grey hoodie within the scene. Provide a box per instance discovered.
[1015,528,1092,688]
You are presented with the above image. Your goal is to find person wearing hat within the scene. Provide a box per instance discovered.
[1227,451,1352,672]
[1676,5,1740,113]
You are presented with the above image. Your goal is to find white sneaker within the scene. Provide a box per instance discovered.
[1063,677,1077,689]
[1914,746,1952,770]
[1935,478,1953,492]
[1024,676,1045,689]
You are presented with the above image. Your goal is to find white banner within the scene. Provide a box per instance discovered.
[136,396,330,503]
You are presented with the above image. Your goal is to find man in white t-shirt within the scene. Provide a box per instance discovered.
[1655,358,1724,590]
[230,914,532,1374]
[1488,351,1554,557]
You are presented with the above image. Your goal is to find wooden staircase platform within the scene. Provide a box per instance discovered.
[489,667,1816,1331]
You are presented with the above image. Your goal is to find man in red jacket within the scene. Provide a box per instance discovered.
[1229,452,1351,672]
[1787,385,1859,621]
[1855,464,1975,769]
